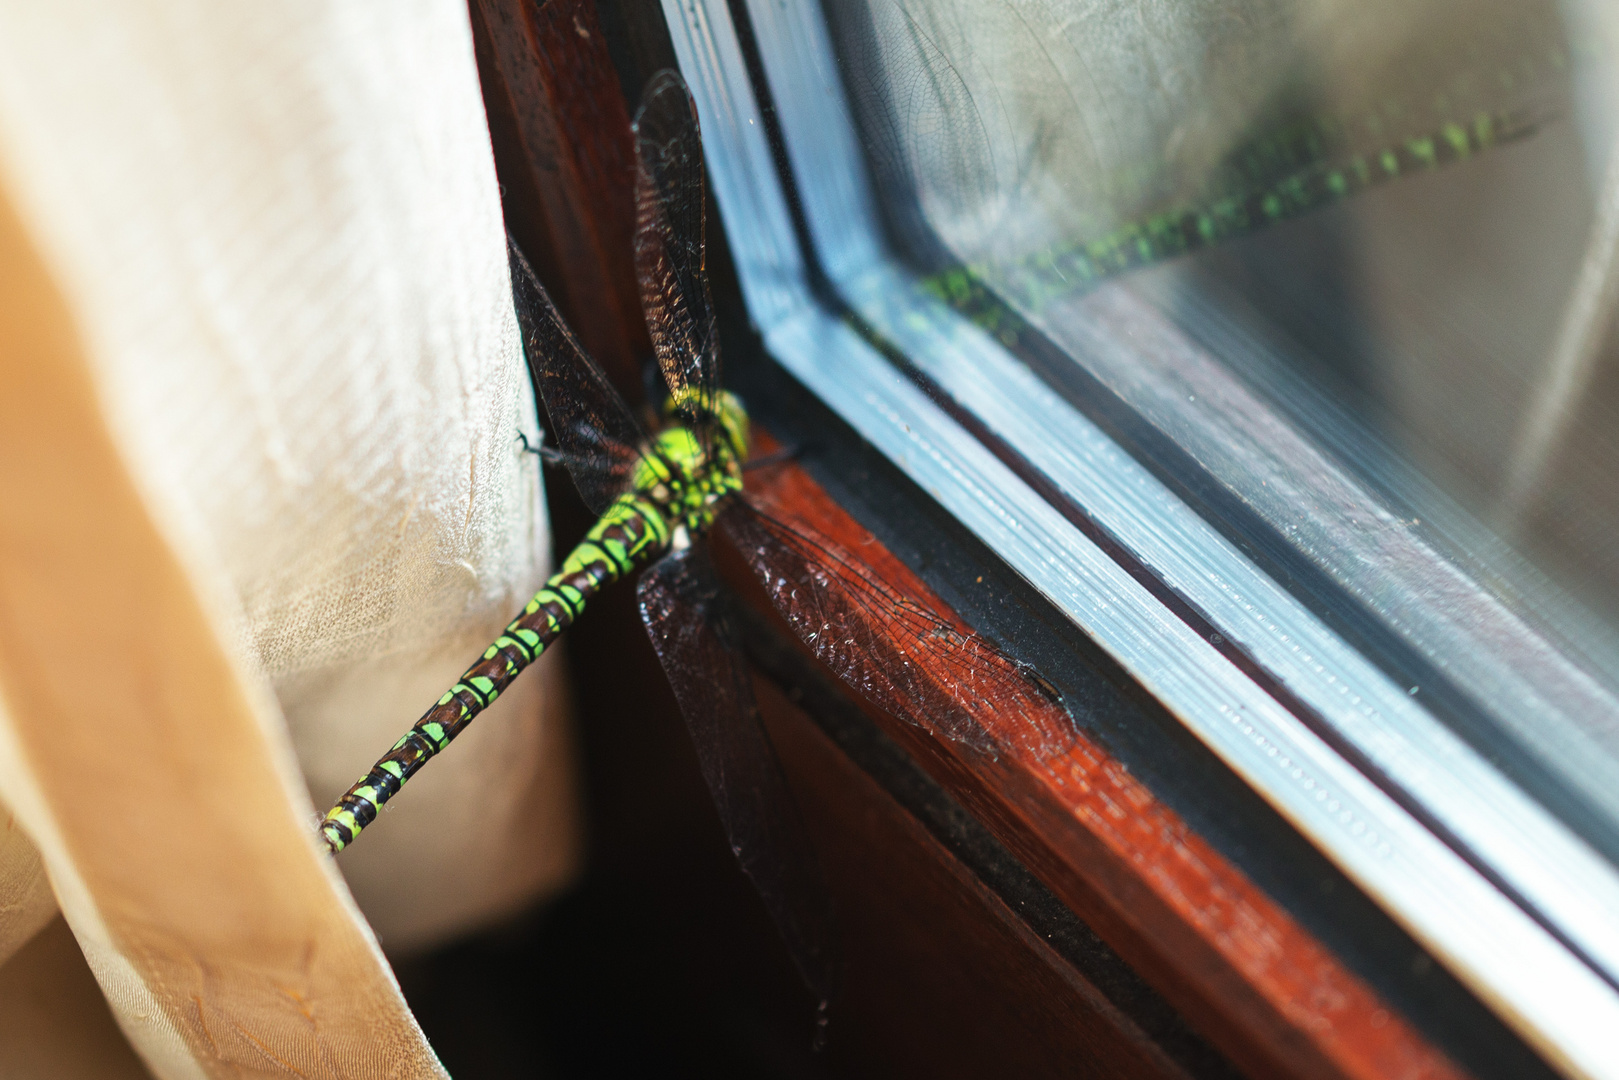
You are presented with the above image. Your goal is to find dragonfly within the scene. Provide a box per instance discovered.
[319,68,1075,1006]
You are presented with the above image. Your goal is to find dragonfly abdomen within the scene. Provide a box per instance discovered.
[319,491,672,853]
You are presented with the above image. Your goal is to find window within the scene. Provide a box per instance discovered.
[658,0,1619,1071]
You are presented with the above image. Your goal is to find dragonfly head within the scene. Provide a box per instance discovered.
[661,387,750,471]
[638,389,751,518]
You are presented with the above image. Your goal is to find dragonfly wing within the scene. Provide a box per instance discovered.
[632,70,722,453]
[637,546,838,1011]
[724,501,1076,763]
[509,236,646,516]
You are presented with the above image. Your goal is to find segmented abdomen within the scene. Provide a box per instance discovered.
[320,492,669,852]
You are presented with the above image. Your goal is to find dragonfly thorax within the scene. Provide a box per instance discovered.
[633,415,746,536]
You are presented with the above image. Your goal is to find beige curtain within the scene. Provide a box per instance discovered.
[0,2,579,1076]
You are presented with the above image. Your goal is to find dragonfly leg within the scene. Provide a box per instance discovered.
[516,429,568,466]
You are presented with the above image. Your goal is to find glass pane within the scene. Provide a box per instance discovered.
[820,0,1619,838]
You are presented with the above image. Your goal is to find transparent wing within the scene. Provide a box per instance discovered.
[637,546,838,1012]
[724,500,1076,763]
[632,70,722,452]
[509,236,647,516]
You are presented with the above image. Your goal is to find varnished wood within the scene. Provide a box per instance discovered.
[754,676,1202,1079]
[734,449,1469,1080]
[469,0,649,391]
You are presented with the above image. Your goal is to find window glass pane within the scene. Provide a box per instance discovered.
[819,0,1619,835]
[829,0,1572,292]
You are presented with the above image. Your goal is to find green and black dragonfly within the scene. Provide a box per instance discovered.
[320,69,1075,1004]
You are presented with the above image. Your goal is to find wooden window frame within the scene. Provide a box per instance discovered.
[459,3,1545,1077]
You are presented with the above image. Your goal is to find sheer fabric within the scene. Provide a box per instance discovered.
[0,2,577,1075]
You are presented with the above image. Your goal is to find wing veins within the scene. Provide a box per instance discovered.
[509,235,649,515]
[633,70,723,462]
[727,501,1074,761]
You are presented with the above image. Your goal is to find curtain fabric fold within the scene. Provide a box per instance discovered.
[0,3,577,1075]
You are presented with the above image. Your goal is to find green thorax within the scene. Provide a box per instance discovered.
[630,389,749,539]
